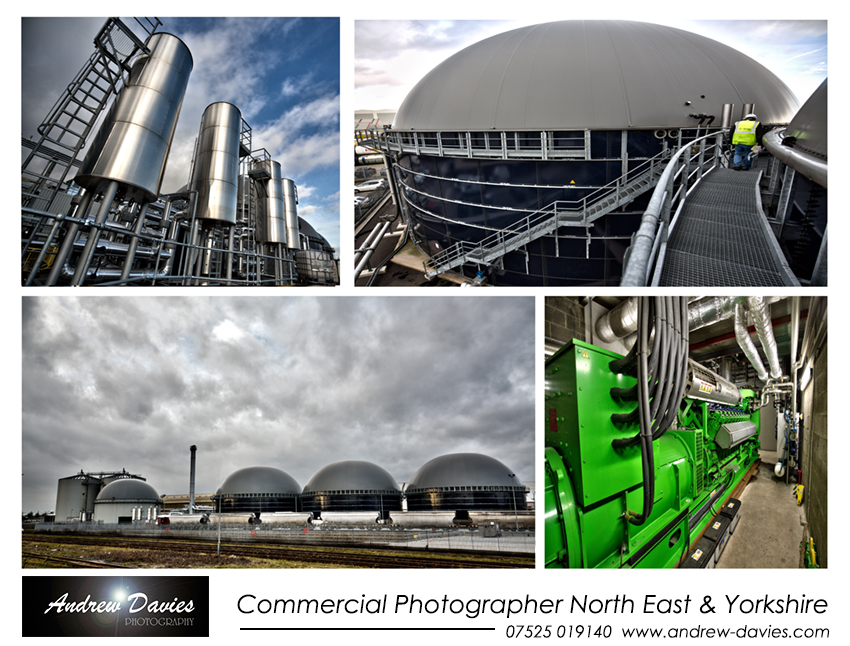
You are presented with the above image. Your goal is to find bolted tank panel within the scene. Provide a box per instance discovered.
[75,32,193,202]
[282,178,300,249]
[189,102,242,224]
[254,160,288,244]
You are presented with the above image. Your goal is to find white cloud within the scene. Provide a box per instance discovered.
[212,319,245,343]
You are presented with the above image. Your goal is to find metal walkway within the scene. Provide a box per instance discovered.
[659,167,796,286]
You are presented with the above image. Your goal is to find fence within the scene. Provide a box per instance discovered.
[32,522,535,554]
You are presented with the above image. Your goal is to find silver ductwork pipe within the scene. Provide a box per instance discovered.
[748,296,782,379]
[762,127,827,189]
[595,297,639,343]
[688,296,744,332]
[734,302,769,382]
[587,296,783,385]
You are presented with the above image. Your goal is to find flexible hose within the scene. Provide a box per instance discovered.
[608,297,689,525]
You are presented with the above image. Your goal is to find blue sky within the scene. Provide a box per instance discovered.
[21,17,340,251]
[355,19,827,113]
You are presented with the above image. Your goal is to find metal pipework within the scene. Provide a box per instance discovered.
[189,102,242,224]
[595,297,639,343]
[762,128,828,189]
[74,32,193,203]
[734,302,769,382]
[748,296,783,380]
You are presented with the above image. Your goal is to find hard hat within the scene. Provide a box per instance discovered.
[744,113,758,120]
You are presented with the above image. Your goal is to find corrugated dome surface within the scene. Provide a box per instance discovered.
[303,460,399,493]
[95,478,160,502]
[407,453,519,490]
[395,20,799,131]
[216,466,301,495]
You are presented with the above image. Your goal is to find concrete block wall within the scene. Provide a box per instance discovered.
[545,297,586,348]
[802,336,827,567]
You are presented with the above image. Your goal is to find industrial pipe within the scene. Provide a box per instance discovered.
[762,128,827,189]
[734,302,769,382]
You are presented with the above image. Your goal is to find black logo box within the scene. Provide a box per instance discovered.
[23,576,209,637]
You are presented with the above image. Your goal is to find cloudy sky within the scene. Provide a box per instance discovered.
[21,296,534,514]
[355,19,827,113]
[21,17,340,251]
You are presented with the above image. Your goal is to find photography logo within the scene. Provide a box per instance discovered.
[23,576,209,637]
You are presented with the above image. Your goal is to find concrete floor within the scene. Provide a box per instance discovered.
[716,451,807,568]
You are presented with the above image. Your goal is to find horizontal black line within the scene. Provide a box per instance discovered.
[241,627,495,631]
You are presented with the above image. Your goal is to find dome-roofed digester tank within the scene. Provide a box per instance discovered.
[92,478,161,524]
[387,20,800,286]
[405,453,527,512]
[301,460,402,515]
[189,102,242,224]
[74,32,193,202]
[213,466,301,514]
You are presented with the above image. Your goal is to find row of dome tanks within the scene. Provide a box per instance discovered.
[22,23,337,286]
[55,453,532,529]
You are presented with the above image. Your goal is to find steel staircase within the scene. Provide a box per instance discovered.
[21,19,159,214]
[423,152,669,278]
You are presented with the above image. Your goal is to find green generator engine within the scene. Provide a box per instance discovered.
[544,299,760,569]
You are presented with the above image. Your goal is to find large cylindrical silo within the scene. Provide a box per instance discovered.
[74,32,193,202]
[189,102,242,224]
[254,160,287,244]
[282,178,300,249]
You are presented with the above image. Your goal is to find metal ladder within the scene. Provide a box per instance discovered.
[21,18,159,215]
[423,155,668,278]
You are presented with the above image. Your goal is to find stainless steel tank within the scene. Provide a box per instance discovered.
[254,160,287,244]
[74,32,193,202]
[282,178,300,249]
[189,102,241,224]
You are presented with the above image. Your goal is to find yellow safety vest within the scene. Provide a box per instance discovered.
[732,120,759,146]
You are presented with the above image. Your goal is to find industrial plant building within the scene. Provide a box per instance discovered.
[544,296,827,568]
[22,17,337,286]
[359,20,826,286]
[50,452,532,530]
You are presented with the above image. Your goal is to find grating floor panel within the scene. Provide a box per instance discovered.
[660,168,786,286]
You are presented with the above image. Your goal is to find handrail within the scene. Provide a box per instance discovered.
[761,127,827,190]
[620,132,723,286]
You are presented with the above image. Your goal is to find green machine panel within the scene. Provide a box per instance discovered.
[545,339,644,506]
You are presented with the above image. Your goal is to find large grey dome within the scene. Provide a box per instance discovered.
[216,466,301,496]
[405,453,527,512]
[301,460,402,514]
[407,453,519,489]
[214,466,300,515]
[303,460,399,493]
[95,478,159,502]
[395,20,799,131]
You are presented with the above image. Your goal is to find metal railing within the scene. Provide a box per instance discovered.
[620,131,724,286]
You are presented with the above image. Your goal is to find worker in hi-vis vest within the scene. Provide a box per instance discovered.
[729,113,764,171]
